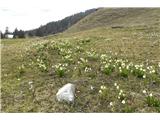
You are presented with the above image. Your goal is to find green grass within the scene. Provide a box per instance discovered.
[1,8,160,112]
[1,25,160,112]
[67,8,160,33]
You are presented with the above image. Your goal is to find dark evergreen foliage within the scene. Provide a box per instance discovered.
[0,31,4,39]
[25,8,98,37]
[13,28,25,38]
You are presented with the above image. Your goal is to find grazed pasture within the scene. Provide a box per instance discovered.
[1,26,160,112]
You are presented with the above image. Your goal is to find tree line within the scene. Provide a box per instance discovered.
[1,27,25,39]
[26,8,98,37]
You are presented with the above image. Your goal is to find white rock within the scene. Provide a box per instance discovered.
[56,83,75,102]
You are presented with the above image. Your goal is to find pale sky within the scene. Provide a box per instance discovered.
[0,0,160,33]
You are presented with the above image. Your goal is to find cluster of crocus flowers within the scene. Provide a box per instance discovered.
[99,85,107,94]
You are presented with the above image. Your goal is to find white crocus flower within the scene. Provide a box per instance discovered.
[121,100,125,104]
[100,85,106,90]
[28,81,33,85]
[109,102,113,106]
[99,90,102,94]
[149,93,153,97]
[143,75,146,79]
[152,70,155,73]
[120,90,123,93]
[90,86,94,90]
[142,90,147,94]
[114,83,117,87]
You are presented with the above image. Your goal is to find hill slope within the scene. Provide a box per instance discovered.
[25,8,98,37]
[1,8,160,112]
[66,8,160,33]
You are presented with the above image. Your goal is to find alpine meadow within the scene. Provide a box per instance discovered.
[1,8,160,112]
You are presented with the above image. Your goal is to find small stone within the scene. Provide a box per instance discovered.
[56,83,75,103]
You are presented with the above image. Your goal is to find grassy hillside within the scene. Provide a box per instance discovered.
[66,8,160,33]
[25,8,98,37]
[1,8,160,112]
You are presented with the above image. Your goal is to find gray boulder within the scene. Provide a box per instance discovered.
[56,83,75,102]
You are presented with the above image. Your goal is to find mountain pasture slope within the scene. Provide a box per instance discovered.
[1,8,160,112]
[66,8,160,33]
